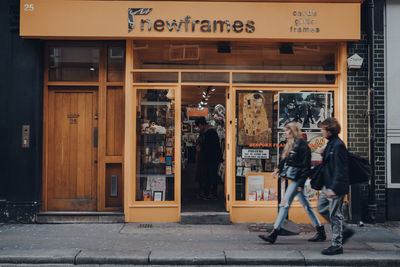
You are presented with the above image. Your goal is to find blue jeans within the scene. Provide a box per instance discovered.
[273,179,321,229]
[317,187,345,247]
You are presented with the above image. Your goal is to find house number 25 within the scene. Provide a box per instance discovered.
[24,4,34,12]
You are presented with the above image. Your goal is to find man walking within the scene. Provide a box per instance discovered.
[317,118,354,255]
[195,117,222,200]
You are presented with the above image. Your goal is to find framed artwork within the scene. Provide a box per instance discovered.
[278,92,333,129]
[153,191,164,201]
[165,147,173,156]
[182,122,191,133]
[237,92,273,146]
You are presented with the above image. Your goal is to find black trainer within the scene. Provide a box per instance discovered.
[342,228,355,244]
[321,245,343,255]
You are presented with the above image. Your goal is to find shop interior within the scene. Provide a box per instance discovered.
[181,85,226,212]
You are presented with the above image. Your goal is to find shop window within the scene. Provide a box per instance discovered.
[391,144,400,184]
[234,90,334,202]
[232,73,335,84]
[136,89,175,201]
[49,47,99,81]
[181,72,229,83]
[133,72,178,83]
[134,41,336,72]
[107,46,125,82]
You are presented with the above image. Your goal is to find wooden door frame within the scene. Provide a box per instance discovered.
[42,41,125,212]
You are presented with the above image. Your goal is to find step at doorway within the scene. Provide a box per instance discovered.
[180,211,230,225]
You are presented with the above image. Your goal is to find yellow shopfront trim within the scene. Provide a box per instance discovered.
[124,39,348,223]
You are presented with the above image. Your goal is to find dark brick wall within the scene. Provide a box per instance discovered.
[374,32,385,222]
[347,32,386,223]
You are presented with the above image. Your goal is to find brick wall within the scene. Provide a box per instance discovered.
[374,33,385,222]
[347,32,386,222]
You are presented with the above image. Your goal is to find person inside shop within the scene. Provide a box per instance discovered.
[258,121,326,244]
[316,118,354,255]
[195,117,223,200]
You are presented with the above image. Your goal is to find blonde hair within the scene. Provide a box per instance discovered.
[281,122,303,159]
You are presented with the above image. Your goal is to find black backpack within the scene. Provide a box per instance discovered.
[348,152,372,184]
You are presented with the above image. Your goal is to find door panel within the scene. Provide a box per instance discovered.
[47,90,98,211]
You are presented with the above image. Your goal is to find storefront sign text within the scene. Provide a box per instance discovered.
[129,8,255,33]
[290,10,320,33]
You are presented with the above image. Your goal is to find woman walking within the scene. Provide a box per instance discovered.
[258,122,325,244]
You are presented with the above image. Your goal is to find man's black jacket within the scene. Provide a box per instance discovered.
[322,135,349,195]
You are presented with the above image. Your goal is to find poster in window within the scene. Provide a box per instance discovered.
[278,92,333,129]
[277,131,327,166]
[305,132,327,165]
[238,92,273,146]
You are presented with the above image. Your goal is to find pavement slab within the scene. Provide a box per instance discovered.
[302,249,400,266]
[225,249,304,265]
[149,250,226,265]
[0,249,79,264]
[75,250,149,265]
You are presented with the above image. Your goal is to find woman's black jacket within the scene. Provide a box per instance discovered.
[322,135,349,196]
[278,138,311,188]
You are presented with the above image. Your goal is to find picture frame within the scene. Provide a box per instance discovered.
[153,191,163,201]
[237,91,273,146]
[166,138,173,147]
[278,92,333,129]
[182,122,191,133]
[165,147,173,156]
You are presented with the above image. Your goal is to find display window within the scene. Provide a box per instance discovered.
[135,89,176,202]
[233,89,334,211]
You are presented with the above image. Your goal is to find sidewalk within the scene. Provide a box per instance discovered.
[0,222,399,266]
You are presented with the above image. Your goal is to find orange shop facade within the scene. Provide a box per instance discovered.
[20,0,361,223]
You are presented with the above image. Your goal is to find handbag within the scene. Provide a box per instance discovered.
[279,163,299,180]
[348,152,372,184]
[309,163,325,190]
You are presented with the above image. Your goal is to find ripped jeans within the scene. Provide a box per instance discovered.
[273,179,321,229]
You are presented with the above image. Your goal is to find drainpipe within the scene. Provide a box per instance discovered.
[367,0,377,223]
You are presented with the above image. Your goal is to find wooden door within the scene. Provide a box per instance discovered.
[46,89,98,211]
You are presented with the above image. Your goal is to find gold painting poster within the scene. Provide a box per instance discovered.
[238,92,273,146]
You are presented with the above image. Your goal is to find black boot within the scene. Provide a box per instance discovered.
[308,225,326,242]
[258,229,279,244]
